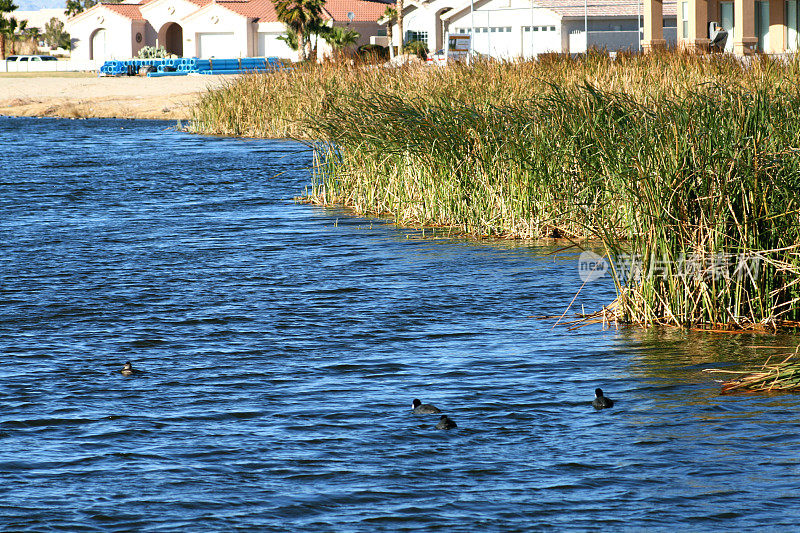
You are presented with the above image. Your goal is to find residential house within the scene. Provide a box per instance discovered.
[66,0,389,62]
[645,0,799,54]
[12,9,69,32]
[383,0,677,57]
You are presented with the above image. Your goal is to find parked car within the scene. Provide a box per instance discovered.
[5,55,58,62]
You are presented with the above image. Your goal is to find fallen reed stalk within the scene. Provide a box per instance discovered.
[706,347,800,392]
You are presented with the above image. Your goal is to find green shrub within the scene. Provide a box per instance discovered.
[403,40,428,58]
[137,45,167,58]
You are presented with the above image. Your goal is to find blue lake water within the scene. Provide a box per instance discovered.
[2,116,800,531]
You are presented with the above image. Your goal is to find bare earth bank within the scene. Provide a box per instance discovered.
[0,75,235,120]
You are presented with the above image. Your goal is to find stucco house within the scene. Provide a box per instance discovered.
[13,9,69,32]
[66,0,389,62]
[384,0,677,57]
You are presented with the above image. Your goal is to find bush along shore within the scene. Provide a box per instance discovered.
[190,52,800,330]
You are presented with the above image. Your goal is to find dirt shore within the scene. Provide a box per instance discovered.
[0,74,234,120]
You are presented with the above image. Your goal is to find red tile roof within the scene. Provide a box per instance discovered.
[100,0,210,20]
[216,0,280,21]
[100,3,145,19]
[323,0,391,21]
[93,0,389,23]
[216,0,389,22]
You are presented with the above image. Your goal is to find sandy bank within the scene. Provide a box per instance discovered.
[0,74,235,120]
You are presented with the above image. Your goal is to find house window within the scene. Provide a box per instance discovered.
[788,0,800,51]
[756,1,769,51]
[721,1,734,51]
[405,30,428,44]
[681,2,689,38]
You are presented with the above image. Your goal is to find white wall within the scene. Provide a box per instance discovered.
[139,0,201,45]
[398,0,562,57]
[66,8,136,61]
[446,0,562,57]
[0,59,102,72]
[13,9,68,31]
[255,21,298,60]
[563,19,678,53]
[402,5,438,48]
[184,5,252,58]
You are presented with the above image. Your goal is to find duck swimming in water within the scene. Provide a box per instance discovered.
[592,388,614,409]
[435,415,457,430]
[120,361,139,376]
[412,399,441,414]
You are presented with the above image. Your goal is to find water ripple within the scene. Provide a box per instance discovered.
[1,117,800,531]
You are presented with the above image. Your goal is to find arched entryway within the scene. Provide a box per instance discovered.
[159,22,184,56]
[90,28,107,61]
[434,9,450,52]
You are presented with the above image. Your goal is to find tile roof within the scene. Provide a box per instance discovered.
[214,0,388,22]
[534,0,676,17]
[100,3,145,19]
[91,0,390,24]
[439,0,675,20]
[323,0,392,21]
[216,0,280,21]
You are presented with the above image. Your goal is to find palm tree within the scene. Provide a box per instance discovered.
[381,6,397,59]
[396,0,403,54]
[321,25,359,60]
[11,20,26,54]
[277,28,299,52]
[322,26,358,48]
[272,0,325,61]
[0,0,18,60]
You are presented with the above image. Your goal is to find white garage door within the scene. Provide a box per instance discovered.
[522,25,561,57]
[472,27,517,59]
[197,32,237,58]
[257,32,295,59]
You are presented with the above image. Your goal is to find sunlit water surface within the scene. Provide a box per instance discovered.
[2,117,800,531]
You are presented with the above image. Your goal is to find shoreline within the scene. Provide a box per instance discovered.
[0,74,235,120]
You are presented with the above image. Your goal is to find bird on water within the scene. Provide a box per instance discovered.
[120,361,140,376]
[436,415,457,430]
[412,399,441,414]
[592,388,614,409]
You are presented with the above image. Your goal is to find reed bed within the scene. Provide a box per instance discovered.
[190,52,800,329]
[190,52,800,138]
